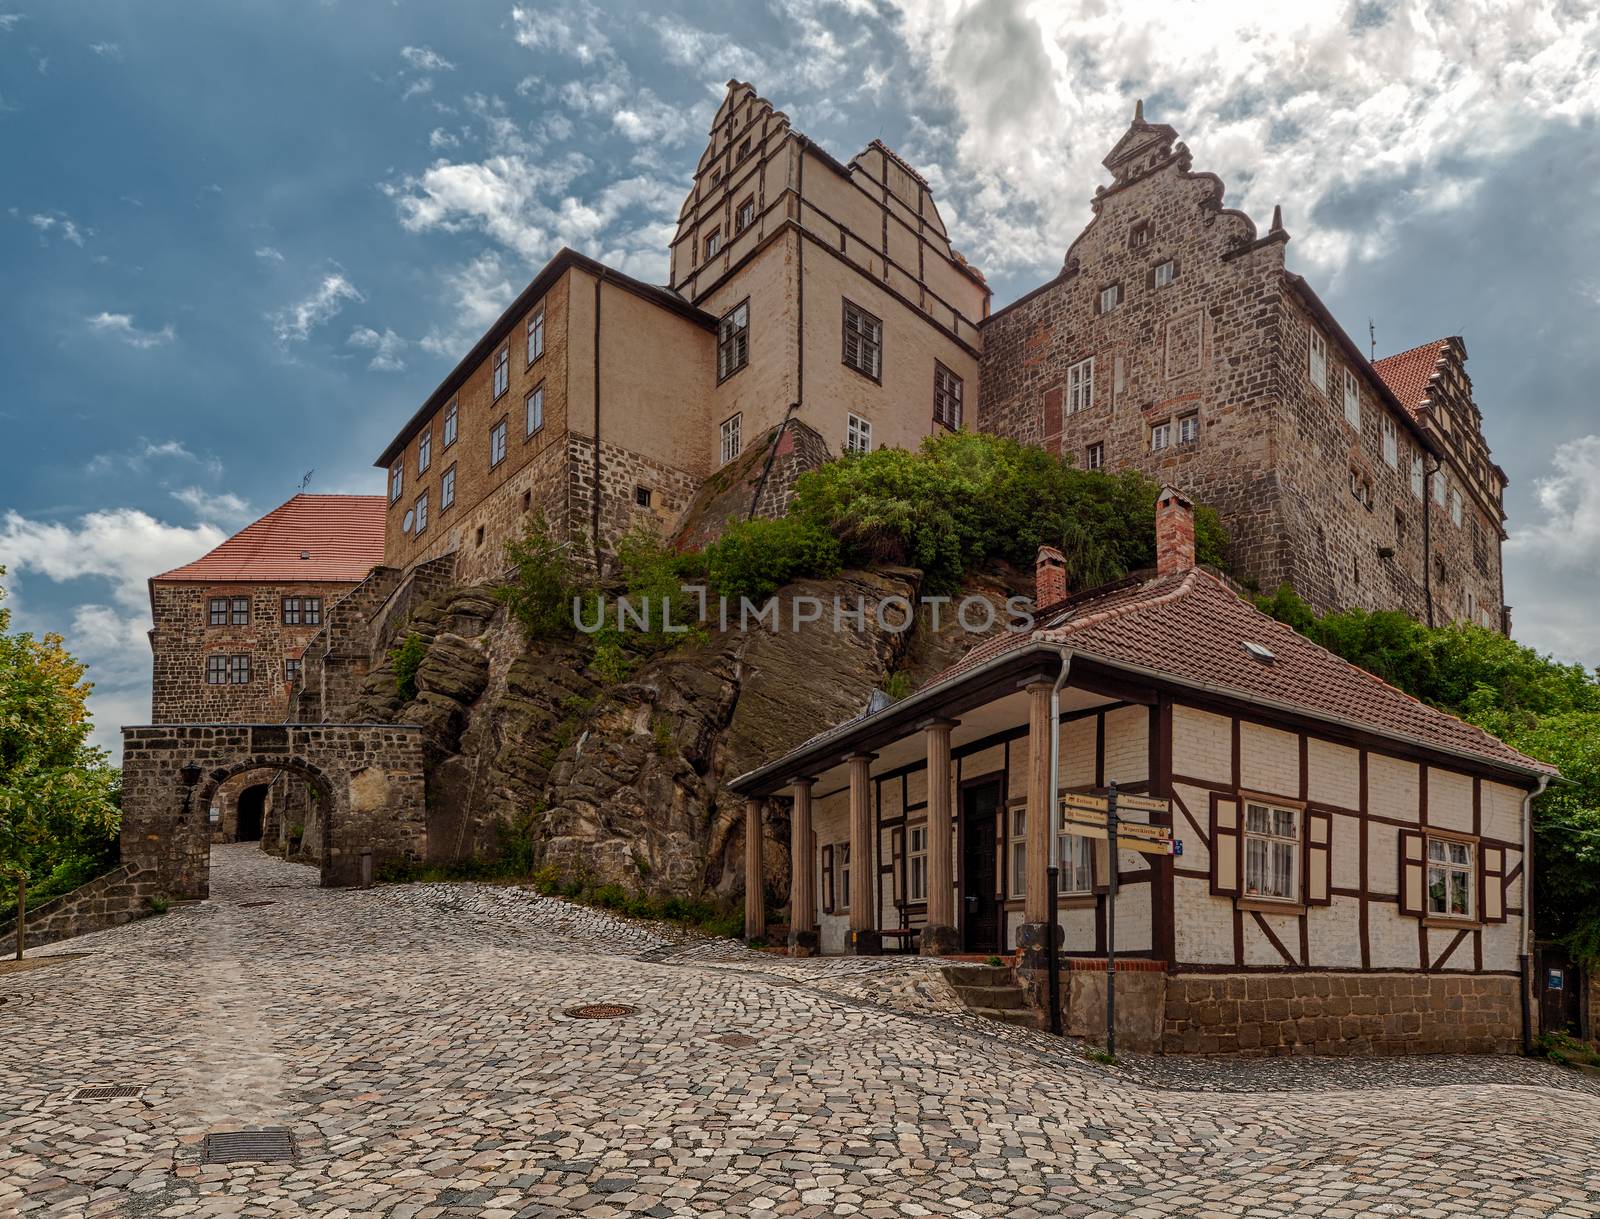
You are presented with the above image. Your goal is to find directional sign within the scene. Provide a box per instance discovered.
[1060,791,1170,816]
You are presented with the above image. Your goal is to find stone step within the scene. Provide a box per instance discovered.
[950,983,1028,1010]
[970,1005,1045,1030]
[939,964,1014,989]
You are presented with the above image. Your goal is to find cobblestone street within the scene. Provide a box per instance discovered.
[4,845,1599,1218]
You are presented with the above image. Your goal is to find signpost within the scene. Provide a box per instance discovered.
[1056,785,1173,1057]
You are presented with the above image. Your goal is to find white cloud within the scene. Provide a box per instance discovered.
[28,210,87,245]
[86,438,206,475]
[879,0,1600,278]
[89,41,121,59]
[429,126,460,149]
[511,2,610,64]
[171,486,254,526]
[401,44,454,72]
[86,311,176,348]
[403,77,435,101]
[0,508,224,612]
[0,13,23,31]
[1505,434,1600,667]
[255,245,284,261]
[418,250,515,357]
[348,325,407,371]
[270,271,363,346]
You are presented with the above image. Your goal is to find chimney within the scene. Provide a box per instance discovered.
[1036,545,1068,608]
[1155,486,1195,575]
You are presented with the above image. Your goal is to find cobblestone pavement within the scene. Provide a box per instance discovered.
[4,846,1599,1218]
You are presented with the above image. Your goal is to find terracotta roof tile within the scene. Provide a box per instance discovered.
[154,494,386,584]
[1372,339,1452,420]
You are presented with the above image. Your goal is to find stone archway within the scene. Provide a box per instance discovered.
[235,785,268,842]
[120,723,427,898]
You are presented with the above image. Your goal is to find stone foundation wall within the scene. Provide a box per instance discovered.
[0,864,164,951]
[1164,972,1520,1056]
[293,566,403,723]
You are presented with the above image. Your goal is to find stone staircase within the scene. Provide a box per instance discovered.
[940,962,1044,1030]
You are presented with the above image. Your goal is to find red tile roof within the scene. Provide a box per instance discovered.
[1372,339,1453,419]
[937,569,1554,779]
[153,494,386,584]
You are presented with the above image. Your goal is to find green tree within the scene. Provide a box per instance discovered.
[0,568,121,956]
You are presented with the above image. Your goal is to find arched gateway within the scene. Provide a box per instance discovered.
[120,723,426,898]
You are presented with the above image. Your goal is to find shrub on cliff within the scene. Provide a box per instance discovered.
[389,632,427,701]
[703,515,841,601]
[498,511,580,641]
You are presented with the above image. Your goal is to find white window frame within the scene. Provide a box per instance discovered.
[389,464,404,504]
[414,491,428,536]
[1426,836,1475,919]
[1008,807,1027,899]
[1309,329,1328,394]
[1085,441,1104,470]
[704,228,722,261]
[846,413,873,455]
[1098,283,1120,315]
[1150,421,1172,452]
[526,307,544,365]
[1057,831,1094,895]
[933,361,963,429]
[492,345,509,400]
[1381,414,1398,469]
[490,420,508,468]
[1177,413,1199,446]
[1433,468,1447,506]
[525,384,544,437]
[1451,487,1463,526]
[1153,259,1176,288]
[1343,368,1361,429]
[418,429,431,475]
[1243,801,1300,902]
[1066,356,1094,414]
[842,300,882,380]
[1411,451,1425,500]
[440,465,455,510]
[443,399,458,448]
[717,301,749,382]
[720,413,742,466]
[908,823,928,903]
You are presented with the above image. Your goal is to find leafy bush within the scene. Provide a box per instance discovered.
[389,632,427,702]
[703,515,842,601]
[497,511,581,640]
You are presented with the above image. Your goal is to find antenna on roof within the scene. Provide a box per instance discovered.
[1368,319,1376,362]
[298,469,315,491]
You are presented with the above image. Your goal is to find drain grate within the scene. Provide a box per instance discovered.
[71,1085,142,1101]
[716,1033,760,1049]
[562,1003,639,1020]
[238,901,275,909]
[202,1129,297,1164]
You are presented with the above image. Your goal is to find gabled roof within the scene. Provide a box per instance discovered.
[153,494,386,584]
[1372,338,1456,420]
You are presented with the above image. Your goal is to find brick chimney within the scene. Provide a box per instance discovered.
[1155,486,1196,575]
[1036,544,1068,608]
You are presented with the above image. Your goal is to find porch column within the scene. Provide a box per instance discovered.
[922,719,959,956]
[788,779,819,956]
[744,797,766,943]
[847,752,880,954]
[1018,679,1056,981]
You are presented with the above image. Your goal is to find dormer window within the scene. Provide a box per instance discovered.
[1129,221,1152,250]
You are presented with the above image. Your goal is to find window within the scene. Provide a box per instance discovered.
[443,399,458,448]
[490,420,508,469]
[635,485,652,508]
[1343,368,1360,428]
[526,308,544,365]
[1066,356,1094,413]
[1129,220,1152,250]
[908,823,928,903]
[525,384,544,436]
[1085,441,1104,470]
[1472,517,1489,575]
[1381,415,1398,469]
[839,842,852,911]
[933,362,963,429]
[1466,588,1477,622]
[1427,837,1474,918]
[1349,468,1373,509]
[303,597,321,625]
[737,136,752,162]
[1411,451,1425,500]
[283,597,303,625]
[704,228,722,261]
[1008,807,1027,898]
[412,492,427,535]
[842,300,882,380]
[441,465,456,510]
[492,345,509,400]
[418,429,431,475]
[1433,468,1447,506]
[1177,413,1199,446]
[208,597,229,627]
[1450,487,1463,527]
[229,598,249,626]
[717,300,749,381]
[1151,421,1172,452]
[389,464,404,504]
[735,196,755,234]
[846,413,873,455]
[1153,259,1176,288]
[284,658,302,684]
[1308,329,1328,393]
[206,655,228,684]
[1097,283,1122,315]
[230,654,251,685]
[720,413,742,466]
[1243,802,1299,901]
[1057,831,1094,895]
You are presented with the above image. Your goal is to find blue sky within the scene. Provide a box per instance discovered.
[2,0,1597,756]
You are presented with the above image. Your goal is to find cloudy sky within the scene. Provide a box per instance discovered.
[2,0,1597,757]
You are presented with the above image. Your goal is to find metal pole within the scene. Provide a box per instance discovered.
[1106,781,1118,1058]
[1047,864,1062,1035]
[15,874,24,961]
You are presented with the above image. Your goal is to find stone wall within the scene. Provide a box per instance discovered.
[566,435,705,574]
[293,566,403,723]
[0,863,165,951]
[120,722,427,895]
[1164,972,1520,1055]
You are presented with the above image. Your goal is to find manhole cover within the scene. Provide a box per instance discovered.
[202,1129,297,1164]
[716,1033,759,1049]
[239,901,275,909]
[562,1003,638,1020]
[71,1085,142,1101]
